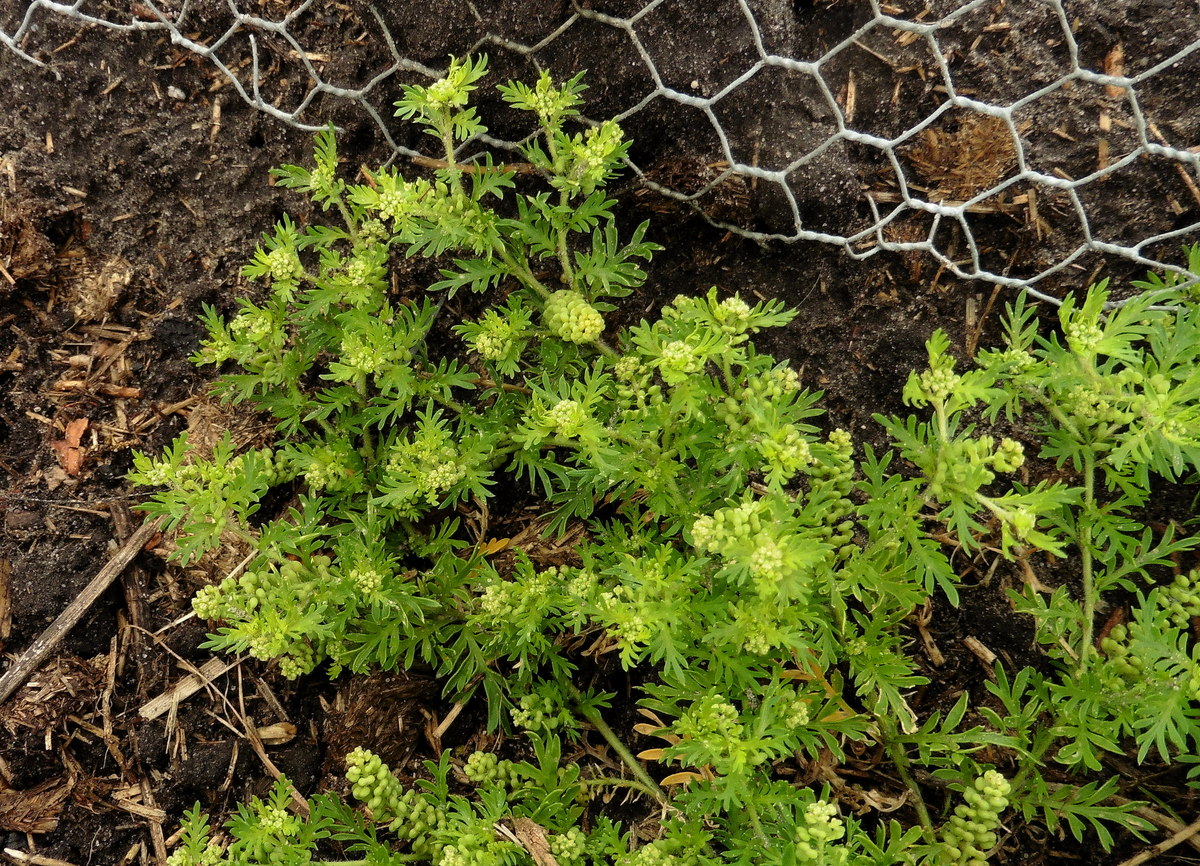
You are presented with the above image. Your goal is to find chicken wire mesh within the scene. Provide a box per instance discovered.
[3,0,1200,303]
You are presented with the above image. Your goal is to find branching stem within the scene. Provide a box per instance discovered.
[570,687,666,803]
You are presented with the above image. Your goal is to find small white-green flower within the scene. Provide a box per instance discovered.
[544,290,604,343]
[547,398,589,437]
[265,246,302,283]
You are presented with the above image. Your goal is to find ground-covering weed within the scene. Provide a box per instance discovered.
[136,57,1200,865]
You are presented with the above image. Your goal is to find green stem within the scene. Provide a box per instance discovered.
[554,186,577,292]
[354,375,375,462]
[878,714,937,843]
[1078,449,1098,668]
[745,800,771,846]
[439,125,463,197]
[578,775,664,800]
[570,688,666,802]
[331,192,358,242]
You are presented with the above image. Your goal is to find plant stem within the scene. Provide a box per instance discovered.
[440,126,463,197]
[745,800,771,846]
[1078,449,1098,667]
[578,775,664,800]
[878,714,937,843]
[570,687,666,802]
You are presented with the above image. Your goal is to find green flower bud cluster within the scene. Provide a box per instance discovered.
[783,694,812,727]
[384,421,470,514]
[917,365,961,403]
[346,563,385,596]
[346,748,447,854]
[596,583,654,663]
[264,245,303,286]
[1161,570,1200,629]
[476,567,557,622]
[503,69,583,125]
[297,437,361,493]
[1064,319,1104,354]
[673,694,768,776]
[357,217,389,245]
[728,597,790,655]
[758,424,814,484]
[1100,572,1200,696]
[511,687,575,734]
[276,650,318,680]
[1063,383,1132,427]
[656,339,707,383]
[556,119,626,196]
[612,355,665,416]
[720,367,803,434]
[226,795,311,866]
[988,346,1036,371]
[467,308,520,362]
[546,399,590,438]
[618,840,685,866]
[926,435,1026,503]
[548,828,587,866]
[367,173,434,230]
[747,536,786,583]
[941,770,1011,866]
[690,500,795,586]
[1098,624,1144,685]
[338,333,396,378]
[990,437,1025,473]
[461,751,523,787]
[792,800,847,865]
[309,161,337,197]
[192,555,329,623]
[806,430,857,559]
[230,305,285,352]
[134,445,284,492]
[690,500,765,553]
[335,252,388,308]
[660,290,773,343]
[166,840,223,866]
[710,295,753,335]
[437,823,518,866]
[193,555,329,679]
[544,290,605,343]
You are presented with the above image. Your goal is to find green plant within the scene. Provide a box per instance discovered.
[137,58,1200,865]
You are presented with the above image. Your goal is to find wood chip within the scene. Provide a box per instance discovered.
[256,722,297,745]
[0,559,10,641]
[50,417,89,476]
[511,817,559,866]
[1104,43,1125,97]
[111,796,167,822]
[963,636,997,667]
[138,657,240,720]
[0,776,72,833]
[2,847,80,866]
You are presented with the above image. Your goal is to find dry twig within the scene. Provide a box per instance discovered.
[0,517,162,707]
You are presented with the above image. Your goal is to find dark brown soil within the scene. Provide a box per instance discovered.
[1,1,1198,864]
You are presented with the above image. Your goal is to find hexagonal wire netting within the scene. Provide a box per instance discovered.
[4,0,1200,304]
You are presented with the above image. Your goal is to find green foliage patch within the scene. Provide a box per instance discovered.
[138,57,1200,866]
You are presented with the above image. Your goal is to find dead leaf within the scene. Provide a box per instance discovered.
[50,417,89,475]
[661,771,706,786]
[478,537,511,556]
